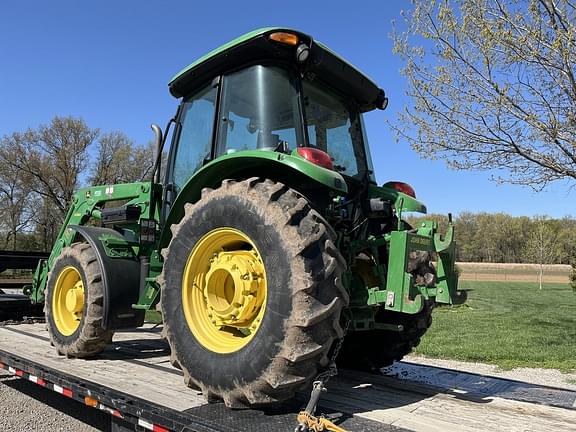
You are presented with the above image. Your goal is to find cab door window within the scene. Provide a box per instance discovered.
[172,85,217,191]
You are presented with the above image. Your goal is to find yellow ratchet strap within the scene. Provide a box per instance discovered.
[296,411,348,432]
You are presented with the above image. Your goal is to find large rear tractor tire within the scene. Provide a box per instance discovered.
[338,252,435,372]
[45,243,113,357]
[160,178,348,408]
[338,302,433,372]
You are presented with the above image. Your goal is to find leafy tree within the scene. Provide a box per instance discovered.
[522,216,560,289]
[33,199,64,252]
[569,261,576,292]
[557,217,576,263]
[408,211,575,265]
[453,211,478,261]
[0,116,159,251]
[393,0,576,190]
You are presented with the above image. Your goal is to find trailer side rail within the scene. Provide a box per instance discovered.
[0,349,222,432]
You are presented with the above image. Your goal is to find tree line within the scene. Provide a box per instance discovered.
[1,115,574,267]
[0,116,155,251]
[408,212,576,265]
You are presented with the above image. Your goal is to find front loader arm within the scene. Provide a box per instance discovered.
[25,182,159,304]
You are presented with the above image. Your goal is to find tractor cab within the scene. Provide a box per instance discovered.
[164,28,387,202]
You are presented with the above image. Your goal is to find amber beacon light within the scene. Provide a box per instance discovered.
[269,32,299,45]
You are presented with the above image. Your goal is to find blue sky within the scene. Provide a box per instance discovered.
[1,0,573,218]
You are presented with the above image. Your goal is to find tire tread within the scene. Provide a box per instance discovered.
[160,178,347,407]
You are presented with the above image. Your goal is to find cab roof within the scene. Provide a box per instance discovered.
[169,27,386,112]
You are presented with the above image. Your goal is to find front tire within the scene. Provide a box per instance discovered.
[45,243,113,357]
[160,178,348,408]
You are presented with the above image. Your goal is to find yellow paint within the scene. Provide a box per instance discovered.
[182,228,267,353]
[52,266,85,336]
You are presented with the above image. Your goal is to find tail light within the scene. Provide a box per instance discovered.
[383,181,416,198]
[297,147,334,170]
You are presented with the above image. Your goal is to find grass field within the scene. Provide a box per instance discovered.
[414,280,576,371]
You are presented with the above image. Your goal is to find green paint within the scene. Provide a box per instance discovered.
[169,27,378,97]
[369,184,427,214]
[170,28,279,86]
[133,280,160,310]
[29,182,160,304]
[357,220,461,315]
[160,149,347,248]
[99,234,137,259]
[30,28,460,341]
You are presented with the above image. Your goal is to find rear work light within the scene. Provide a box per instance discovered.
[297,147,334,170]
[383,181,416,198]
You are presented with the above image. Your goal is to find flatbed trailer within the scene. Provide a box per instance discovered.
[1,323,575,432]
[0,250,50,319]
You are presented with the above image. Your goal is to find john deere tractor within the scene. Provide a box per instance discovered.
[25,28,460,408]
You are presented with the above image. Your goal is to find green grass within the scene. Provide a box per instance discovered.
[414,281,576,371]
[144,310,163,324]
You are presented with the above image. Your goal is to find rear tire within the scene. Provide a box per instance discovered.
[338,301,433,372]
[45,243,113,357]
[338,252,435,372]
[160,178,348,408]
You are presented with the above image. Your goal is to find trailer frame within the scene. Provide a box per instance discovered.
[0,349,220,432]
[0,324,400,432]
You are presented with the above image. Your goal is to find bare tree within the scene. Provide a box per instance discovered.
[393,0,576,189]
[33,199,62,251]
[0,116,98,218]
[90,131,155,185]
[522,216,559,289]
[0,163,35,250]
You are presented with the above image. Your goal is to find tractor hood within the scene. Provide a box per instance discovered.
[169,27,386,112]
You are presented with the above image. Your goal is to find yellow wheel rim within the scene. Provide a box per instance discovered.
[52,266,85,336]
[182,228,267,354]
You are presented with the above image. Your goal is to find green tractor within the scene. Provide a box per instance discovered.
[26,28,460,408]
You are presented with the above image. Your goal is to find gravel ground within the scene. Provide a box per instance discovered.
[405,354,576,390]
[0,370,111,431]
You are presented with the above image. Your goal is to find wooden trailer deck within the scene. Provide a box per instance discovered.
[0,323,575,432]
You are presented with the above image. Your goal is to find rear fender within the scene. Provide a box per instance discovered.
[160,151,348,248]
[70,226,144,330]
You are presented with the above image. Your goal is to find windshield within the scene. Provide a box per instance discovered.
[302,80,370,180]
